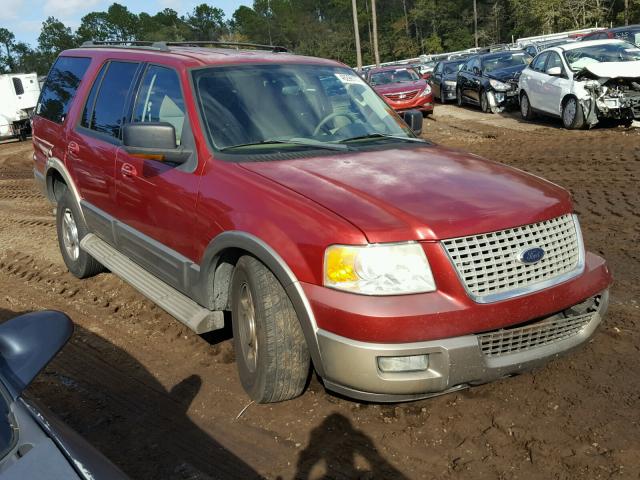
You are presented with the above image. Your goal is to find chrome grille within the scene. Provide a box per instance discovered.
[384,89,419,101]
[478,312,594,357]
[442,214,582,302]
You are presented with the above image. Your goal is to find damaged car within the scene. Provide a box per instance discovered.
[519,39,640,129]
[456,50,532,113]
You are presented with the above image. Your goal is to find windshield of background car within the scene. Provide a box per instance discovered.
[192,64,412,151]
[482,52,531,73]
[564,41,640,71]
[443,61,465,75]
[369,68,420,85]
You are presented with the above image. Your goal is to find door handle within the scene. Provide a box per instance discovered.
[67,141,79,155]
[121,163,137,177]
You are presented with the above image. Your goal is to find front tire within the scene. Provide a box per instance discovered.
[231,256,310,403]
[520,92,535,121]
[562,96,585,130]
[56,190,104,279]
[456,87,464,107]
[480,90,491,113]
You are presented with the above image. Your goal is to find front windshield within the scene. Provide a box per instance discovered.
[443,61,465,75]
[563,42,640,71]
[369,68,420,85]
[482,52,531,73]
[192,64,412,151]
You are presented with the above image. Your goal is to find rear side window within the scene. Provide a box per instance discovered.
[531,52,550,72]
[132,65,185,145]
[12,78,24,95]
[37,56,91,123]
[84,61,139,139]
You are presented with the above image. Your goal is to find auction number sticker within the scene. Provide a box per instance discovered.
[335,73,365,85]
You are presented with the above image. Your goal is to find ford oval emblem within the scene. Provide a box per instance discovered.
[518,247,545,264]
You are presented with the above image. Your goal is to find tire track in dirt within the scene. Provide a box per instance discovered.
[0,249,293,478]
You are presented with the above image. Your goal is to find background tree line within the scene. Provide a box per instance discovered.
[0,0,638,75]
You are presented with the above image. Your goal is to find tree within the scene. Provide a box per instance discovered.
[187,4,227,40]
[0,28,16,72]
[38,17,76,58]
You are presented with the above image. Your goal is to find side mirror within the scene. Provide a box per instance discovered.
[546,66,563,77]
[473,67,482,76]
[401,110,423,135]
[0,311,72,400]
[122,122,191,164]
[422,72,432,80]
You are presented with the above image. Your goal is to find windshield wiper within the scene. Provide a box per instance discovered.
[221,138,348,152]
[338,133,426,144]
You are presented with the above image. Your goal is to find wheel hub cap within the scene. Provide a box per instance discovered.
[238,283,258,373]
[564,100,576,125]
[62,208,80,261]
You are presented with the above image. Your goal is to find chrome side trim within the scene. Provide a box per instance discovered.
[442,214,586,304]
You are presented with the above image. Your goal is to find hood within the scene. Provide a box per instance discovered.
[575,60,640,80]
[373,80,427,95]
[486,64,526,82]
[240,145,572,243]
[443,72,458,82]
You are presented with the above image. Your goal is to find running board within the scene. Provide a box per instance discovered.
[80,234,224,334]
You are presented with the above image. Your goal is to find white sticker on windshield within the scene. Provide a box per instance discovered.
[335,73,366,85]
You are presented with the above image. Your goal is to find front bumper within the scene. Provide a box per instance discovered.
[319,290,608,402]
[385,95,434,113]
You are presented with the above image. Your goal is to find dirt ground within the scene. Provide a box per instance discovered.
[0,106,638,480]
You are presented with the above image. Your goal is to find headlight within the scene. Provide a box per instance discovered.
[418,85,432,97]
[444,80,457,87]
[489,79,509,91]
[324,242,436,295]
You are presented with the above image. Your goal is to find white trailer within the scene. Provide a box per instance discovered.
[0,72,40,141]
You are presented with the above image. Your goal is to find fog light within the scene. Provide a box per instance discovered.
[377,354,428,373]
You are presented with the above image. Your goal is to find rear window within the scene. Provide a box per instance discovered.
[37,56,91,123]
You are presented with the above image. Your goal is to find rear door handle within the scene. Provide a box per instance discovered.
[67,141,79,155]
[121,163,137,177]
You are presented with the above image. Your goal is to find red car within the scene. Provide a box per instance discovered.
[366,66,434,115]
[33,41,611,403]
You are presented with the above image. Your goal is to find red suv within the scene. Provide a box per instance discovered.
[366,66,434,115]
[33,41,611,403]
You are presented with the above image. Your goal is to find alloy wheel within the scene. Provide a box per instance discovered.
[237,282,258,373]
[521,94,530,118]
[61,208,80,261]
[563,98,577,127]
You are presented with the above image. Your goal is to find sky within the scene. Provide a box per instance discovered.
[0,0,252,47]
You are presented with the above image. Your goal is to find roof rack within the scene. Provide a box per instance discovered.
[158,41,288,53]
[80,40,170,51]
[80,40,288,53]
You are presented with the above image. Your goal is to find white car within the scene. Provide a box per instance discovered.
[518,39,640,129]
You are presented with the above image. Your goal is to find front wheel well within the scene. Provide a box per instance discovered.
[206,247,245,311]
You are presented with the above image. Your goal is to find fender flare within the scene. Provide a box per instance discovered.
[44,157,86,223]
[198,231,325,377]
